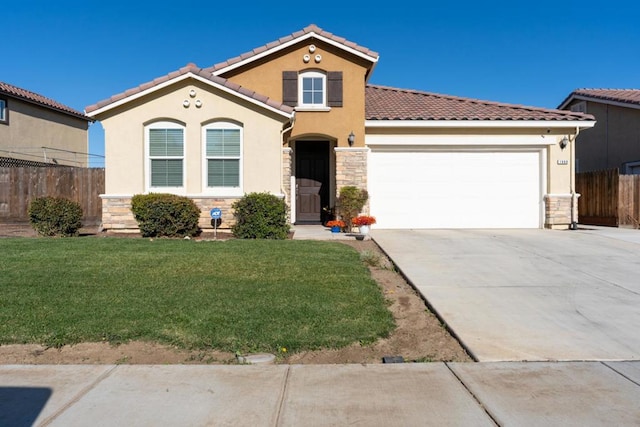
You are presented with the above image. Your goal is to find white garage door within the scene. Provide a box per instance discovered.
[368,149,543,229]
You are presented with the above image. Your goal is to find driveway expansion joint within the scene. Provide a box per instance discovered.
[445,362,500,426]
[274,365,291,427]
[39,365,119,426]
[602,361,640,388]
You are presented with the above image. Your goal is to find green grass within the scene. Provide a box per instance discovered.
[0,238,395,354]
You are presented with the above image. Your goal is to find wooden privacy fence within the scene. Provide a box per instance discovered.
[0,167,105,225]
[576,168,640,227]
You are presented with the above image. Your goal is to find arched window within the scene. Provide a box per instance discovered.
[145,121,185,192]
[202,121,242,195]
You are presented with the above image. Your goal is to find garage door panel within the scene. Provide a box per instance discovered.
[369,150,542,229]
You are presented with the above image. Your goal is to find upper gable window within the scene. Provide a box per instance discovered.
[283,71,342,109]
[299,71,326,108]
[0,98,7,124]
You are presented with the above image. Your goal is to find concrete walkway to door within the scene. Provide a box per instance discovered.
[373,227,640,362]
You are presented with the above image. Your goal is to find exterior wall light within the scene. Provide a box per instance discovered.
[348,131,355,146]
[560,137,569,150]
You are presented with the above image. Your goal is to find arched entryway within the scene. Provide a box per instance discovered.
[295,141,331,224]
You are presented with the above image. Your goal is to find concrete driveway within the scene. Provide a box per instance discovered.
[373,227,640,362]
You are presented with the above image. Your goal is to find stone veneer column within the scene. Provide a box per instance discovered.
[282,147,292,211]
[544,193,578,229]
[335,147,369,214]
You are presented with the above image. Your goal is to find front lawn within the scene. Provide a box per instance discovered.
[0,238,394,354]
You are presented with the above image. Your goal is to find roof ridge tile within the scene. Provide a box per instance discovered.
[85,63,293,116]
[207,24,378,74]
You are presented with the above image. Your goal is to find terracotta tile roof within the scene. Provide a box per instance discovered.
[85,63,294,116]
[559,88,640,108]
[366,84,594,122]
[206,24,379,74]
[0,81,92,121]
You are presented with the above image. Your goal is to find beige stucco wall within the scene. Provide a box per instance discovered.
[96,78,289,197]
[221,39,370,148]
[568,101,640,172]
[0,97,89,166]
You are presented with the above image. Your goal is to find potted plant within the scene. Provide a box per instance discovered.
[326,219,346,233]
[352,215,376,235]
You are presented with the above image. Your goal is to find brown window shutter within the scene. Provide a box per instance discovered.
[327,71,343,107]
[282,71,298,106]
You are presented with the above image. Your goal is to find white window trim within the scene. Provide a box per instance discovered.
[298,71,326,108]
[145,121,186,194]
[202,121,243,196]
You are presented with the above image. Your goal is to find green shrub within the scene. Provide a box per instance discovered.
[130,193,201,237]
[337,186,368,232]
[28,196,83,237]
[232,192,290,239]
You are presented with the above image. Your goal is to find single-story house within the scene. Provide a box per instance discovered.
[558,89,640,173]
[0,81,93,167]
[86,24,595,230]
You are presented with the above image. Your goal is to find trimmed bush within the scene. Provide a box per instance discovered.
[232,192,290,239]
[337,186,368,232]
[130,193,201,237]
[28,197,83,237]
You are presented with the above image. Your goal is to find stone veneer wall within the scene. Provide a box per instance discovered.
[335,148,369,214]
[101,196,240,231]
[544,194,578,229]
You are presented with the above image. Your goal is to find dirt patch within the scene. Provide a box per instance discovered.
[285,240,471,364]
[0,226,472,364]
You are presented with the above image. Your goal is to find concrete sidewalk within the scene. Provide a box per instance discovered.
[2,362,640,426]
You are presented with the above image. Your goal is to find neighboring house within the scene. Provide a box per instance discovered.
[86,24,595,231]
[558,89,640,173]
[0,82,93,167]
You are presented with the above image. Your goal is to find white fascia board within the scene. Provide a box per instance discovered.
[559,94,640,111]
[365,140,552,147]
[87,73,293,120]
[365,120,596,130]
[212,32,378,77]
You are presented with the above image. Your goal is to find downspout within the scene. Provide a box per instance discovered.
[570,126,580,230]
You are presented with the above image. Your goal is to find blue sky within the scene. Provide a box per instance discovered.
[4,1,639,167]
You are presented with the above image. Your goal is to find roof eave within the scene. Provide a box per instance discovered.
[558,93,640,111]
[365,120,596,130]
[0,90,93,122]
[86,73,293,120]
[212,31,378,77]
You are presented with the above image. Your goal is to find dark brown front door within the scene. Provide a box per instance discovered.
[296,142,329,223]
